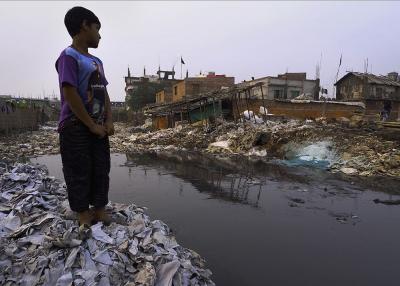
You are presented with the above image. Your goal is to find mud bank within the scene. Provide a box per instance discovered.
[1,120,399,178]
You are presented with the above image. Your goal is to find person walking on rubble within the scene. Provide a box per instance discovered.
[55,7,114,231]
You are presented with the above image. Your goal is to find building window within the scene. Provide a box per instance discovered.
[274,90,281,99]
[376,87,383,97]
[290,90,300,98]
[174,86,177,95]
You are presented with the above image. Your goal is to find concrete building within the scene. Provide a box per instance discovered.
[124,67,180,111]
[335,72,400,120]
[170,72,235,103]
[155,87,174,104]
[243,73,320,100]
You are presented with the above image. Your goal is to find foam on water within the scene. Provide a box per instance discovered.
[283,141,338,168]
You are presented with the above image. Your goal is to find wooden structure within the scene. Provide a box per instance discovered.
[144,82,265,128]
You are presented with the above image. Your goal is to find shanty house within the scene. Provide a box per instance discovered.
[335,72,400,120]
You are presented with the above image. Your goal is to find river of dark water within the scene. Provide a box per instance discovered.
[31,152,400,286]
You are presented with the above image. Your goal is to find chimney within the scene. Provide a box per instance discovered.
[387,72,399,82]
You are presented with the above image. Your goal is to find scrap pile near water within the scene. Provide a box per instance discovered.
[1,120,399,178]
[111,120,400,177]
[0,163,214,285]
[0,123,59,163]
[110,120,312,155]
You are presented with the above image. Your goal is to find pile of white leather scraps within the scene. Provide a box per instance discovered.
[0,163,214,286]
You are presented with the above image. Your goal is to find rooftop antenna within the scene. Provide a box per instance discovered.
[363,59,366,73]
[363,58,369,74]
[333,53,342,98]
[315,62,320,79]
[319,52,323,79]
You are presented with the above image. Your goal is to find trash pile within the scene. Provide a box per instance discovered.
[242,110,264,124]
[0,164,215,285]
[329,134,400,177]
[112,119,400,177]
[0,123,59,163]
[110,120,309,157]
[110,124,211,154]
[1,119,399,178]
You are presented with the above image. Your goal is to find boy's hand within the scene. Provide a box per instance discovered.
[105,121,114,136]
[89,124,107,138]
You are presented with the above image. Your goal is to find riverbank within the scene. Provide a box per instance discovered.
[1,120,399,178]
[113,120,400,177]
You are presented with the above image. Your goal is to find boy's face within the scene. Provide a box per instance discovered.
[82,21,101,48]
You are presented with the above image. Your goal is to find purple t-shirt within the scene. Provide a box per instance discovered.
[55,46,108,131]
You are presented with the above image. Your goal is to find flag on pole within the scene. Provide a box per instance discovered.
[181,57,185,65]
[339,54,342,67]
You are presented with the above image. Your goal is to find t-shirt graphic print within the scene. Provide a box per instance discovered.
[87,60,106,123]
[56,46,109,130]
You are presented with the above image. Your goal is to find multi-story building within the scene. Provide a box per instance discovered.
[124,67,180,111]
[170,72,235,103]
[243,72,320,100]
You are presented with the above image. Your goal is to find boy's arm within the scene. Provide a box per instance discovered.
[63,84,106,137]
[104,90,114,135]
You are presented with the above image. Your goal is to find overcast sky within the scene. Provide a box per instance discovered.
[0,1,399,101]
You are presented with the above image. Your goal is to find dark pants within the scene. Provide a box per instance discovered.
[60,120,110,212]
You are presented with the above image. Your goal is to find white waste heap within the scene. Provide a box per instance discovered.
[242,110,264,124]
[283,141,339,166]
[0,163,215,286]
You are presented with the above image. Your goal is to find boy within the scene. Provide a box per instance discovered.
[55,7,114,229]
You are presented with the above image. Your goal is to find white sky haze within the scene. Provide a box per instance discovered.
[0,1,399,101]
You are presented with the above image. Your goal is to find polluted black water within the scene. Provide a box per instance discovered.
[31,152,400,286]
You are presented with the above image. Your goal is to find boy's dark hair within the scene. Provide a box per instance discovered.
[64,6,101,37]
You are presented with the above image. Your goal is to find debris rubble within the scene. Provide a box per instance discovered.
[1,119,399,178]
[109,120,400,177]
[0,163,215,285]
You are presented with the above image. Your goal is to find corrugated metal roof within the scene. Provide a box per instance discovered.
[336,72,400,87]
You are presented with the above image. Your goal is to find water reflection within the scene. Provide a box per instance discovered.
[126,152,266,207]
[124,151,321,208]
[125,150,400,205]
[30,152,400,286]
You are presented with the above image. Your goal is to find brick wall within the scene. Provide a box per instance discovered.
[365,100,400,121]
[0,108,41,135]
[172,77,235,102]
[232,99,364,120]
[184,77,234,97]
[156,90,165,103]
[172,81,186,102]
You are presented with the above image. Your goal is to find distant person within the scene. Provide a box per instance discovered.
[381,100,392,121]
[55,7,114,231]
